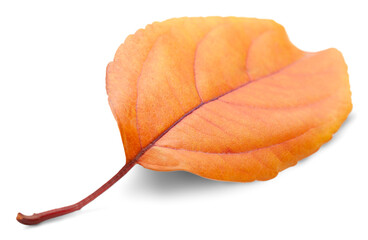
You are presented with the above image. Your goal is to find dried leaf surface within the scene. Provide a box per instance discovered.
[106,17,352,181]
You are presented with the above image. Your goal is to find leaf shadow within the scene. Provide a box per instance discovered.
[125,166,261,198]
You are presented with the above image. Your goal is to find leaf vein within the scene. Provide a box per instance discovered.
[154,126,314,155]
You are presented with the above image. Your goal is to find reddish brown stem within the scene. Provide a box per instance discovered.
[17,160,136,225]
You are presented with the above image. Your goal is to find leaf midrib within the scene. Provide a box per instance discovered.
[131,53,310,163]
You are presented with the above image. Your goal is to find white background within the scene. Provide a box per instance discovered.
[1,0,367,239]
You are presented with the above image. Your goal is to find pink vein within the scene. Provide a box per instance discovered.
[194,112,236,138]
[135,40,160,149]
[166,76,185,112]
[245,37,255,81]
[218,94,332,110]
[193,45,203,102]
[154,126,314,155]
[135,72,144,149]
[193,29,214,103]
[181,121,217,138]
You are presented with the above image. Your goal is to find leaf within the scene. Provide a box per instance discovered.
[17,17,352,225]
[106,17,352,182]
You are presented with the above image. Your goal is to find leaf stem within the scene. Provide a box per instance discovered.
[17,160,136,225]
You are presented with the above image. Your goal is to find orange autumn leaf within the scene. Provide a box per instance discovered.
[17,17,352,225]
[106,17,352,181]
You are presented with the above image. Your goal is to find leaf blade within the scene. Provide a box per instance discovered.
[106,17,352,181]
